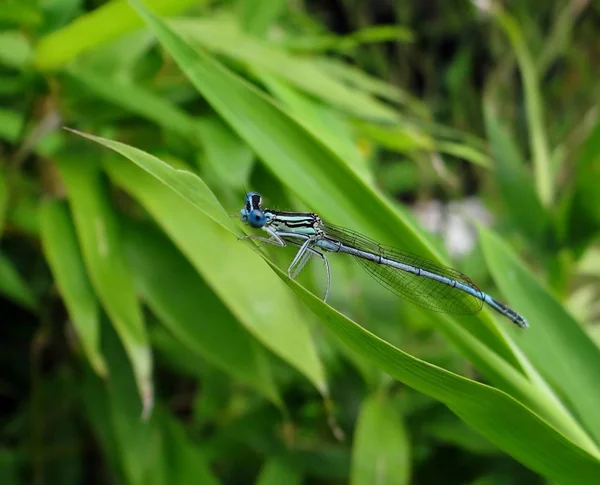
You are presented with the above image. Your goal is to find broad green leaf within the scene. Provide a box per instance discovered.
[122,219,281,406]
[40,199,106,376]
[0,251,37,310]
[280,267,600,484]
[34,0,200,70]
[479,225,600,446]
[101,153,328,395]
[255,457,302,485]
[169,16,398,122]
[56,154,152,415]
[494,10,552,206]
[483,100,547,243]
[351,393,410,485]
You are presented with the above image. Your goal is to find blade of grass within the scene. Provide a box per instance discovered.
[479,225,600,446]
[66,69,199,141]
[72,3,589,440]
[483,99,547,244]
[122,219,281,406]
[101,153,328,396]
[40,199,107,376]
[68,128,599,456]
[493,7,553,207]
[56,153,153,416]
[170,16,399,122]
[129,1,527,375]
[279,264,600,483]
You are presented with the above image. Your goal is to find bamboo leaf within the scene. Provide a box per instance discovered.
[40,199,107,376]
[101,153,328,396]
[57,154,153,415]
[122,219,281,406]
[479,225,600,446]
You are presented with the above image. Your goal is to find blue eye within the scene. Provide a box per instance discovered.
[248,209,267,228]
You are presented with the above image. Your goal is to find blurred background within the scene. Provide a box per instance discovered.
[1,0,600,484]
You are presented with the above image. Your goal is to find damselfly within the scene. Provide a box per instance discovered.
[239,192,528,329]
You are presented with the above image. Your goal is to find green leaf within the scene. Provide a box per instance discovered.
[122,219,281,406]
[256,72,371,183]
[64,128,234,235]
[34,0,201,70]
[97,149,328,395]
[128,2,529,380]
[0,251,37,310]
[351,393,410,485]
[100,318,160,485]
[170,16,398,122]
[40,199,107,376]
[81,4,585,442]
[479,225,600,447]
[314,57,428,117]
[56,154,153,415]
[280,268,600,484]
[494,9,552,207]
[483,100,547,243]
[255,457,302,485]
[67,69,199,141]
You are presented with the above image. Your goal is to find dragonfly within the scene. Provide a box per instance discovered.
[239,192,528,329]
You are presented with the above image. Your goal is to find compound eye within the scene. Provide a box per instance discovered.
[248,209,267,228]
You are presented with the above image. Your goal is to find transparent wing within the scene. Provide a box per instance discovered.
[322,223,484,315]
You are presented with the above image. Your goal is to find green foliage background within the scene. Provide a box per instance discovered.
[1,0,600,484]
